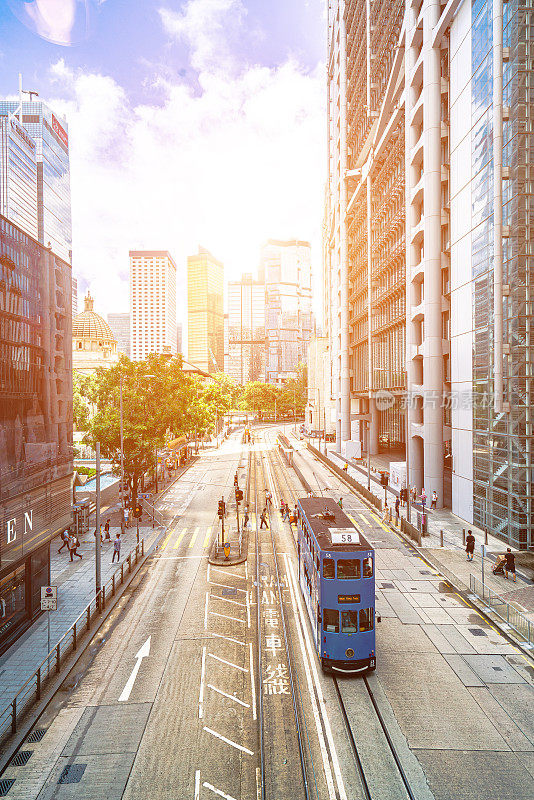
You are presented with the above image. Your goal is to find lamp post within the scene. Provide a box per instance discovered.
[119,373,125,515]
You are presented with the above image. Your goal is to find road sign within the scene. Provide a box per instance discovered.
[41,585,57,611]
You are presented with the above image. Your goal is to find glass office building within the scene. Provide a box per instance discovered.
[0,214,72,650]
[0,113,38,240]
[0,100,72,263]
[226,275,265,384]
[187,248,224,374]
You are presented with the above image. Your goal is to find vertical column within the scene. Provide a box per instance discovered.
[423,0,444,505]
[339,7,351,446]
[367,172,379,455]
[493,0,504,414]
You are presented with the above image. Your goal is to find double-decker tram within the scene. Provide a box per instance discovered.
[297,497,376,674]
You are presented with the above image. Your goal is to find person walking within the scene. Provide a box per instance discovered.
[124,506,130,529]
[412,485,417,503]
[395,497,400,524]
[338,497,343,509]
[243,511,250,530]
[430,490,438,510]
[342,463,348,473]
[104,518,111,540]
[280,499,286,518]
[504,548,516,581]
[421,488,427,509]
[112,533,122,563]
[58,529,70,553]
[260,508,269,529]
[68,533,82,561]
[466,530,475,561]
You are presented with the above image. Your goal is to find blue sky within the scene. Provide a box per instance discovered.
[1,1,326,321]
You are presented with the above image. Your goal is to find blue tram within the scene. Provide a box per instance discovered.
[297,497,376,674]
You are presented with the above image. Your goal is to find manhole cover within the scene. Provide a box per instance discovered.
[221,587,237,596]
[0,780,15,796]
[380,583,395,589]
[26,728,46,743]
[492,666,503,672]
[58,765,86,785]
[469,628,487,637]
[10,751,32,767]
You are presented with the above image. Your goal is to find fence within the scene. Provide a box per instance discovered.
[470,574,533,647]
[0,539,145,744]
[307,444,381,511]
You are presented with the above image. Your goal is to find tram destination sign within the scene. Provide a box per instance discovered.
[338,594,361,604]
[329,528,360,545]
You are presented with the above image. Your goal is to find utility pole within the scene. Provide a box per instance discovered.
[95,442,102,604]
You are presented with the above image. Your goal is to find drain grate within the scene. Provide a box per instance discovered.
[10,751,32,767]
[380,582,395,589]
[26,728,46,743]
[0,780,15,796]
[492,666,503,672]
[58,764,86,785]
[221,587,237,596]
[469,628,487,637]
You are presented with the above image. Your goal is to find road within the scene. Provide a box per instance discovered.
[2,428,533,800]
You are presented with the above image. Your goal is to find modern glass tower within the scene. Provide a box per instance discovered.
[187,247,224,374]
[226,274,266,384]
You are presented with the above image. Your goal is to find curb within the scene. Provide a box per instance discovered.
[208,527,249,566]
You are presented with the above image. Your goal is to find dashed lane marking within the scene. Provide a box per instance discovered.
[211,595,246,608]
[209,580,247,593]
[203,781,239,800]
[195,770,200,800]
[198,646,206,719]
[204,526,213,547]
[172,528,187,549]
[208,684,250,707]
[208,653,248,673]
[211,567,246,580]
[189,527,200,548]
[203,727,254,755]
[211,632,246,646]
[209,610,245,624]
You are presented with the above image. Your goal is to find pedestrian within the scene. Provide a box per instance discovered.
[266,491,272,508]
[282,503,289,521]
[412,485,417,502]
[112,533,122,563]
[58,529,70,553]
[280,499,285,517]
[504,548,516,581]
[421,488,427,508]
[260,508,269,529]
[395,497,400,524]
[68,533,82,561]
[104,518,111,540]
[400,486,407,508]
[124,506,130,529]
[243,511,250,529]
[338,497,343,509]
[431,490,438,510]
[466,530,475,561]
[343,463,348,473]
[382,504,390,524]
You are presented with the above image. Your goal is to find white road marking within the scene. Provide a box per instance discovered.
[212,567,245,580]
[209,580,247,593]
[199,645,206,719]
[212,595,246,607]
[211,632,246,646]
[202,781,238,800]
[204,592,209,630]
[209,611,245,624]
[208,653,247,673]
[285,555,347,800]
[203,727,254,755]
[118,636,151,702]
[195,770,200,800]
[249,642,257,720]
[208,684,250,707]
[207,563,211,583]
[160,555,208,560]
[246,589,251,628]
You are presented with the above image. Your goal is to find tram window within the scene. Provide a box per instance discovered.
[323,608,339,633]
[323,559,335,578]
[337,559,360,579]
[359,608,374,632]
[362,557,373,578]
[341,610,358,634]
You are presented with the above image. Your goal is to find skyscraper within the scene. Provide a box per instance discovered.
[326,0,533,548]
[129,251,177,362]
[261,240,313,385]
[187,247,224,374]
[0,112,38,239]
[0,98,72,262]
[72,277,78,317]
[226,274,265,384]
[107,313,131,358]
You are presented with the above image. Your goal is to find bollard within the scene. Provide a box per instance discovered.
[484,530,488,545]
[440,529,444,547]
[462,528,466,546]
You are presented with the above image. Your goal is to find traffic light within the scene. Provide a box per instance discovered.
[235,488,243,502]
[218,499,226,518]
[135,504,142,518]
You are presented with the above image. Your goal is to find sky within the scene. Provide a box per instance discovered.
[0,0,326,325]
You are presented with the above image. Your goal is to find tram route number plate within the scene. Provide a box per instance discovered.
[330,528,360,544]
[338,594,361,604]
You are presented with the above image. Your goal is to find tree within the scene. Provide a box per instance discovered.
[73,373,97,431]
[240,381,278,420]
[278,362,308,419]
[84,355,197,505]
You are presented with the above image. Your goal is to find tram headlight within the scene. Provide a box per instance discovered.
[345,648,354,658]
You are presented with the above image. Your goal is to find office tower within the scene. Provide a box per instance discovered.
[0,113,38,239]
[177,322,182,355]
[129,251,177,362]
[226,274,265,384]
[261,240,313,385]
[107,313,131,358]
[187,247,224,374]
[0,97,72,262]
[72,277,78,317]
[0,213,72,649]
[326,0,533,548]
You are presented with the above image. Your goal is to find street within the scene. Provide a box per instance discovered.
[2,429,533,800]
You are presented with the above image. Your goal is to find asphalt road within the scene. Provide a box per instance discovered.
[2,428,533,800]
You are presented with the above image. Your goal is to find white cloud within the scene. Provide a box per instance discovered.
[50,0,325,328]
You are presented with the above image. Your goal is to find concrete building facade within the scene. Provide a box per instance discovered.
[107,312,131,358]
[326,0,533,548]
[129,251,177,362]
[187,247,224,374]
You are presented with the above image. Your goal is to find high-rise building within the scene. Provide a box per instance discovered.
[0,213,72,649]
[176,322,182,355]
[326,0,533,548]
[0,112,38,239]
[129,251,177,362]
[187,247,224,374]
[72,277,78,317]
[0,98,71,262]
[107,312,131,358]
[226,274,265,384]
[261,240,313,385]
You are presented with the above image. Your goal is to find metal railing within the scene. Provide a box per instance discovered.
[470,574,533,647]
[0,539,145,744]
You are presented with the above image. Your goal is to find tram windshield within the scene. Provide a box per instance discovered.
[362,557,373,577]
[323,559,335,578]
[323,608,339,632]
[359,608,374,631]
[341,610,358,633]
[337,558,360,579]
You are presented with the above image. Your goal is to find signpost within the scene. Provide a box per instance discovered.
[41,585,57,661]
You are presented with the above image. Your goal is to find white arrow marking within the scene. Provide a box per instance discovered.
[118,636,151,702]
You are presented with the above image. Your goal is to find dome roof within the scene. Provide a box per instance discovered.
[73,293,116,342]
